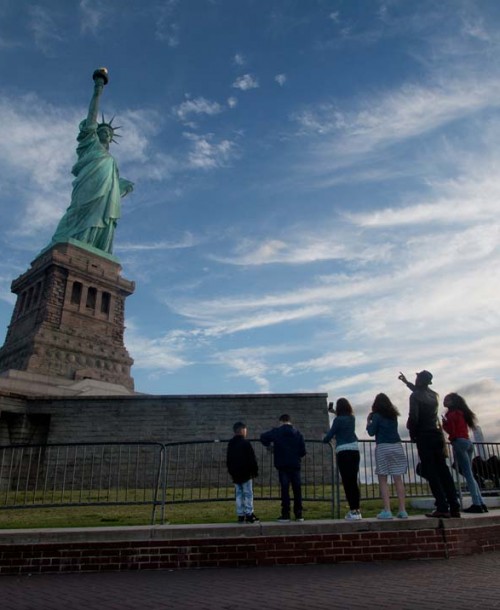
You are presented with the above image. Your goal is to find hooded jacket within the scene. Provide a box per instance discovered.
[406,387,441,441]
[226,435,259,484]
[260,423,306,470]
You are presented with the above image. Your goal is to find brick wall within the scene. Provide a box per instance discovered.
[24,393,328,444]
[0,517,498,574]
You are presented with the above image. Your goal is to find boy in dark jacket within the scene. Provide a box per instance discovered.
[260,414,306,522]
[226,422,259,523]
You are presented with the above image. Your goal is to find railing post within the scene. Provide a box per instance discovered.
[160,444,167,525]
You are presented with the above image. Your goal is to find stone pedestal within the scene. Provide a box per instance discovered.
[0,242,135,390]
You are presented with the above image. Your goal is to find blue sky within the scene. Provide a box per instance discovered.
[1,0,500,439]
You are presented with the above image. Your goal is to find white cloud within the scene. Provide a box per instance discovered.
[214,350,271,392]
[133,152,180,181]
[184,132,237,169]
[0,94,77,236]
[28,5,64,55]
[279,351,372,376]
[293,76,500,171]
[79,0,106,35]
[117,232,196,252]
[174,96,224,121]
[0,272,16,306]
[227,96,238,108]
[161,159,500,374]
[461,15,490,42]
[232,74,259,91]
[233,53,246,66]
[275,73,287,86]
[125,324,191,373]
[155,0,180,46]
[211,232,392,266]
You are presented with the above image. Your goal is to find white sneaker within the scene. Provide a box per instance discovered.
[344,510,362,521]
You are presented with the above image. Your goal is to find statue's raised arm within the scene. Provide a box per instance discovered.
[47,68,134,256]
[87,68,108,125]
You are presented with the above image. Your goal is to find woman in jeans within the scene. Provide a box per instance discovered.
[442,393,487,513]
[323,398,361,520]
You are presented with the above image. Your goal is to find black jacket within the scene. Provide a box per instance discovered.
[407,387,441,441]
[226,436,259,484]
[260,424,306,470]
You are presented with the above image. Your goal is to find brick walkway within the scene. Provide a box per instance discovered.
[1,551,499,609]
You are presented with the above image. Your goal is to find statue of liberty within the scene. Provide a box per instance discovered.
[48,68,134,255]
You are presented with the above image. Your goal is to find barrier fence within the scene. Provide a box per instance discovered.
[0,439,498,524]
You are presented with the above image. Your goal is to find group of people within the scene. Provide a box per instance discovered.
[402,370,487,517]
[226,370,488,523]
[226,414,306,523]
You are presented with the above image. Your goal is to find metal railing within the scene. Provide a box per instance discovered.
[0,442,165,524]
[0,439,498,524]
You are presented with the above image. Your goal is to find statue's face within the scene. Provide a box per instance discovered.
[97,127,112,146]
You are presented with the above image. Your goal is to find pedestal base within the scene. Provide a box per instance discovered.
[0,243,135,390]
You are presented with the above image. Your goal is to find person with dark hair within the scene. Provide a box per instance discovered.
[367,393,408,519]
[403,370,460,519]
[260,414,306,522]
[323,398,362,520]
[442,393,487,513]
[226,422,259,523]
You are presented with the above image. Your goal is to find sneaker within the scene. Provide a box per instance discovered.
[245,513,260,523]
[481,503,489,513]
[396,510,409,519]
[463,504,483,514]
[295,517,305,522]
[450,509,461,518]
[344,510,362,521]
[237,516,245,523]
[277,515,291,523]
[377,510,393,520]
[425,510,450,519]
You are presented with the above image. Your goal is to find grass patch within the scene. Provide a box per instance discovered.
[0,497,427,529]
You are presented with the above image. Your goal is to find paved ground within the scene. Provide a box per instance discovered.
[1,552,500,610]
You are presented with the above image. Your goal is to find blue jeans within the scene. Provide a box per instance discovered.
[453,438,484,506]
[278,468,303,518]
[234,479,254,516]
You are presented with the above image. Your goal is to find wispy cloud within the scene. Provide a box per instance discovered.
[184,132,237,169]
[210,233,392,266]
[461,14,490,42]
[292,75,500,172]
[274,73,287,86]
[161,155,500,356]
[174,96,224,121]
[28,5,64,55]
[79,0,106,35]
[213,348,272,392]
[232,74,259,91]
[155,0,180,46]
[116,232,197,252]
[0,269,17,306]
[125,324,191,372]
[279,351,372,375]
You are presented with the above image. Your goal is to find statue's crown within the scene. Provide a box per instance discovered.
[97,114,122,144]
